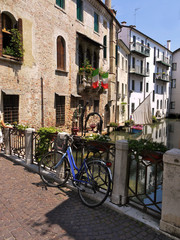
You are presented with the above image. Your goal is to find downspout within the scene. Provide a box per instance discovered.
[115,27,122,123]
[41,76,44,127]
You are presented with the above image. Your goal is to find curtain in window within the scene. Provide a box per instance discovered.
[57,36,65,70]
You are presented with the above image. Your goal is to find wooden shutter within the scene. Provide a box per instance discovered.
[18,18,23,61]
[103,35,107,59]
[0,12,2,56]
[57,36,65,70]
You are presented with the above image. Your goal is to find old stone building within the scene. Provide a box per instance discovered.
[0,0,121,131]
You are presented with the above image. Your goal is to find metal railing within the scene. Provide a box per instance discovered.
[130,66,150,77]
[127,150,163,215]
[130,42,150,57]
[9,128,26,159]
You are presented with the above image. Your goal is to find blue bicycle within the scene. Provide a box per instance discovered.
[38,134,112,207]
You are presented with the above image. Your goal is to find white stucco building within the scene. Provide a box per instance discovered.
[169,48,180,116]
[119,24,172,121]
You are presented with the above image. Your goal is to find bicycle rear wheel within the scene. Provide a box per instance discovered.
[78,160,111,207]
[39,151,70,187]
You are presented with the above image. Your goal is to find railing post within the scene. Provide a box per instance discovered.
[25,128,34,165]
[111,140,129,205]
[160,148,180,238]
[4,128,10,155]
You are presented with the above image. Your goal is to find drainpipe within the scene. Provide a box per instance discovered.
[41,76,44,127]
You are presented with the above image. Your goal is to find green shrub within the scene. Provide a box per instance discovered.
[125,119,134,127]
[109,122,118,127]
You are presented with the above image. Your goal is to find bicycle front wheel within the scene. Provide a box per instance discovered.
[78,160,111,207]
[39,151,70,187]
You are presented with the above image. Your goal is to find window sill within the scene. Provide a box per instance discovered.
[76,19,84,26]
[54,4,66,14]
[55,69,68,75]
[0,55,23,64]
[93,31,100,36]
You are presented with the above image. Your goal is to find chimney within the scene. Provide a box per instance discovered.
[105,0,111,9]
[167,40,171,50]
[121,21,127,26]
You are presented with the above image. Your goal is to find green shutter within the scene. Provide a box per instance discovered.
[94,12,99,32]
[77,0,83,21]
[56,0,64,8]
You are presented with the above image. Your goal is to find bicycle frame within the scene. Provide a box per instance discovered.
[54,146,92,183]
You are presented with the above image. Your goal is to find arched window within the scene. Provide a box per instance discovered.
[0,12,23,59]
[103,35,107,59]
[57,36,66,70]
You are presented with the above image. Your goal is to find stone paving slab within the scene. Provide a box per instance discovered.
[0,156,175,240]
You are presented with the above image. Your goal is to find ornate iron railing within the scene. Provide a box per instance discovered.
[127,150,163,215]
[9,128,26,159]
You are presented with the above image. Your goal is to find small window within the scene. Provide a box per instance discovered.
[172,63,177,71]
[153,90,155,102]
[3,94,19,124]
[171,79,176,88]
[57,36,66,70]
[170,101,175,109]
[140,81,143,92]
[55,94,65,126]
[146,82,149,92]
[132,80,135,91]
[132,57,135,68]
[133,36,136,47]
[160,100,162,109]
[125,60,128,72]
[121,56,124,70]
[156,85,159,94]
[157,100,159,109]
[56,0,64,9]
[161,86,163,94]
[94,12,99,33]
[77,0,83,22]
[103,35,107,59]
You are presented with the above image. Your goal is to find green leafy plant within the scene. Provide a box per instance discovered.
[3,28,24,58]
[109,122,119,127]
[84,134,111,142]
[125,119,134,127]
[152,116,158,123]
[15,124,29,130]
[79,59,95,75]
[36,127,59,160]
[128,139,168,159]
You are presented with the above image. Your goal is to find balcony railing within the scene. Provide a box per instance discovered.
[156,73,170,82]
[130,42,150,57]
[130,66,150,77]
[156,56,172,67]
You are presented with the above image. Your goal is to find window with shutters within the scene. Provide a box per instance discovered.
[0,12,23,60]
[57,36,66,71]
[77,0,83,22]
[56,0,64,9]
[94,12,99,33]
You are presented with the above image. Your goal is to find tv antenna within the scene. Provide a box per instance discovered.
[134,8,140,26]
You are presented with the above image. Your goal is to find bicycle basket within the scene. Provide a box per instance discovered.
[56,132,69,151]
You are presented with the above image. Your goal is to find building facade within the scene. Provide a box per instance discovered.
[119,24,172,122]
[169,48,180,116]
[0,0,121,131]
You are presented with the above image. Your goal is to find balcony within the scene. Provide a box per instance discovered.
[130,42,150,57]
[155,73,170,82]
[156,56,172,67]
[130,66,150,77]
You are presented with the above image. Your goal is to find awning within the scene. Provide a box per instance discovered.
[77,31,103,48]
[71,93,82,98]
[2,89,23,95]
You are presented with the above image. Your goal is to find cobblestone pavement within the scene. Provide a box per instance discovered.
[0,156,175,240]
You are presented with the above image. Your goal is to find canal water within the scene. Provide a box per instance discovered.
[109,118,180,149]
[109,118,180,214]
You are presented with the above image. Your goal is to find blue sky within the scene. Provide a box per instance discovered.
[111,0,180,52]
